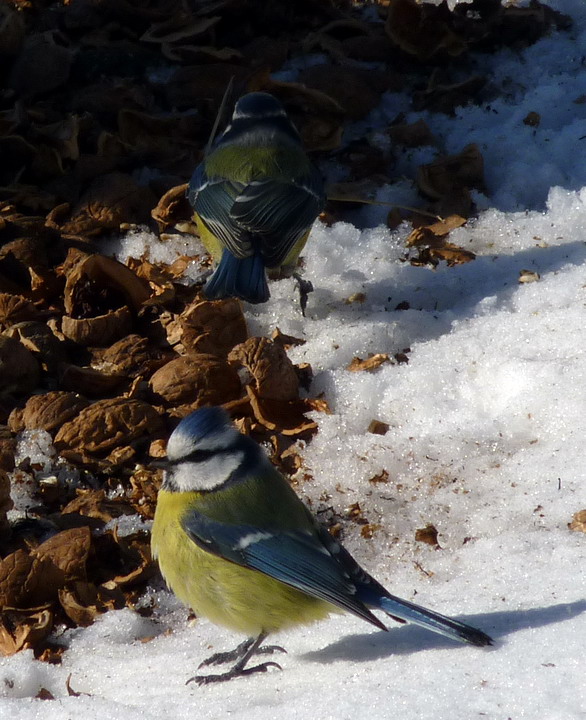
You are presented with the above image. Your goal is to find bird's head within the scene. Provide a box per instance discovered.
[158,407,259,493]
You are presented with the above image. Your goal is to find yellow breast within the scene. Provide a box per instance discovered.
[151,489,335,636]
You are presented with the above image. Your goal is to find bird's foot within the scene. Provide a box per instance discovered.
[292,273,313,317]
[187,661,282,686]
[199,639,287,668]
[189,633,286,685]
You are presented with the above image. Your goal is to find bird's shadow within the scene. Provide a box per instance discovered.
[301,600,586,663]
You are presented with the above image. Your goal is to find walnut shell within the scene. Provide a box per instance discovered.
[10,391,90,434]
[0,335,40,396]
[180,298,248,357]
[149,354,241,412]
[228,337,299,401]
[61,305,133,347]
[54,398,163,457]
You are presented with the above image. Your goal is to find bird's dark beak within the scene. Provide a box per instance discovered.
[149,458,169,470]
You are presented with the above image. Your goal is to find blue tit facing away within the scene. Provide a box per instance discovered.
[187,92,325,304]
[151,407,493,685]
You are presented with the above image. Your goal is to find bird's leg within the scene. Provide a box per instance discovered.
[292,272,313,317]
[187,633,285,685]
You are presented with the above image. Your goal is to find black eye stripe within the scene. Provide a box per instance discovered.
[167,446,235,466]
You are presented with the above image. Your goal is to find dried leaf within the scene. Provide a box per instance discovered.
[0,609,53,657]
[151,183,192,232]
[246,386,318,437]
[368,420,390,436]
[415,524,440,548]
[406,215,467,248]
[62,489,134,524]
[271,328,306,350]
[569,509,586,533]
[418,145,485,200]
[368,469,390,484]
[518,270,540,283]
[385,0,467,60]
[347,354,390,372]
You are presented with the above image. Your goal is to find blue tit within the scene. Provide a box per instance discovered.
[187,92,325,304]
[151,407,493,685]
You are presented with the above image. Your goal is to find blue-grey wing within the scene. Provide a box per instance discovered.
[181,509,385,629]
[230,168,325,267]
[187,163,252,258]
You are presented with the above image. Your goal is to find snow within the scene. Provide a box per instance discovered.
[2,0,586,717]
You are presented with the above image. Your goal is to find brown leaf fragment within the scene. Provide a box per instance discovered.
[415,524,441,548]
[54,398,163,458]
[343,292,367,305]
[62,489,134,524]
[385,0,467,60]
[518,270,540,283]
[412,244,476,268]
[151,183,192,232]
[35,642,65,665]
[271,327,306,350]
[523,111,541,127]
[180,298,248,358]
[569,509,586,533]
[149,354,241,414]
[59,581,124,627]
[360,523,382,539]
[368,469,390,484]
[35,688,55,700]
[0,609,53,657]
[246,386,318,437]
[368,420,390,436]
[418,145,486,200]
[66,673,85,697]
[347,354,390,372]
[406,215,467,247]
[228,337,299,402]
[129,468,161,520]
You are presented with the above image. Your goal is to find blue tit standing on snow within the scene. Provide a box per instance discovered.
[151,407,493,685]
[187,92,325,304]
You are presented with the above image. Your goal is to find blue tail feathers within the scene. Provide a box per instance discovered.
[204,249,269,304]
[359,587,493,647]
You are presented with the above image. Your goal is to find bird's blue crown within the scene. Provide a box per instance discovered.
[175,406,231,442]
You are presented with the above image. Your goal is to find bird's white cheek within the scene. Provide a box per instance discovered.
[167,452,244,492]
